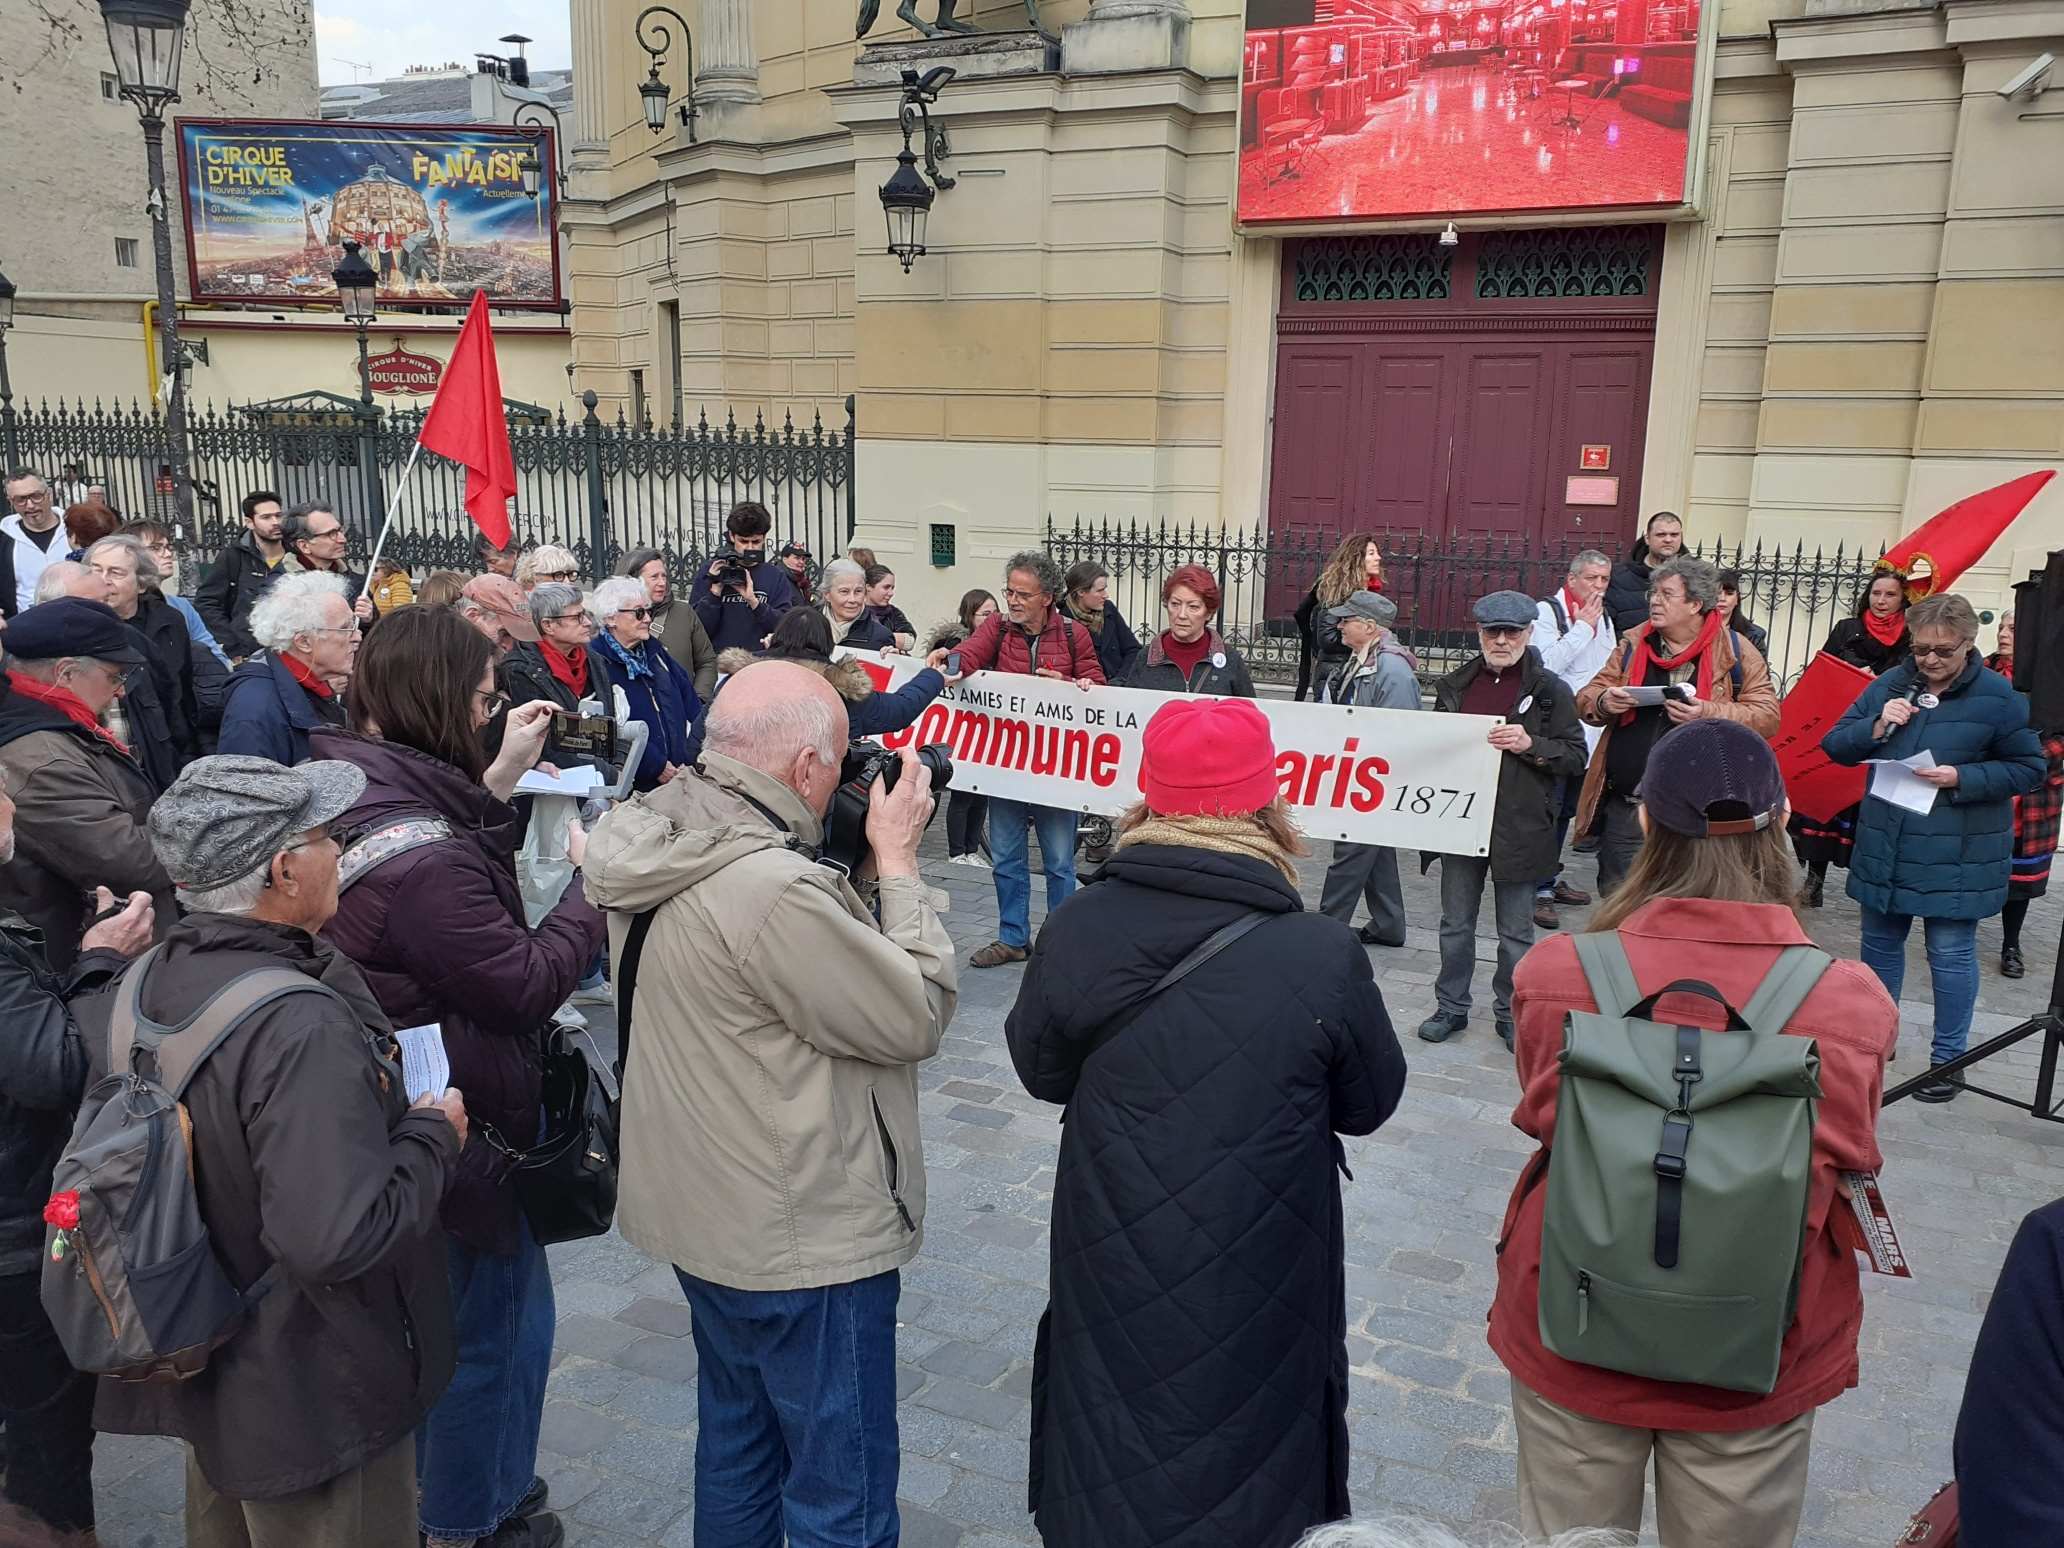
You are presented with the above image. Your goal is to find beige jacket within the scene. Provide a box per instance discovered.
[583,751,957,1291]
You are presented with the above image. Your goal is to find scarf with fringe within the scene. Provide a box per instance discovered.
[1115,812,1300,885]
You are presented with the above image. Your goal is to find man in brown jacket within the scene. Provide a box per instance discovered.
[0,598,176,966]
[1575,555,1781,897]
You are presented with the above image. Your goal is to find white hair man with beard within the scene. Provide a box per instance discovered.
[0,774,156,1537]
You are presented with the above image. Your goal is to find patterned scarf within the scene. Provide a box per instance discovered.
[1115,812,1300,885]
[593,629,652,682]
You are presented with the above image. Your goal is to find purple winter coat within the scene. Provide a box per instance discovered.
[313,727,605,1254]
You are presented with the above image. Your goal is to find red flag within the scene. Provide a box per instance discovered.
[1772,651,1875,823]
[1875,470,2055,601]
[417,291,515,549]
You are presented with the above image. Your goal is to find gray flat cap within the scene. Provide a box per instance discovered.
[1325,589,1398,627]
[1472,590,1538,629]
[150,755,366,892]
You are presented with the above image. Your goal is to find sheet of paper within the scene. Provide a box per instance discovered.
[515,764,604,797]
[1618,684,1689,707]
[1865,750,1940,814]
[393,1023,449,1103]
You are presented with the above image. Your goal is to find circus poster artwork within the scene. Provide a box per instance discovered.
[176,118,562,309]
[1236,0,1713,227]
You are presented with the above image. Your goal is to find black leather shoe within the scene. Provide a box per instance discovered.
[1417,1012,1467,1043]
[514,1477,548,1518]
[1912,1074,1961,1104]
[2003,946,2026,979]
[1496,1020,1515,1052]
[1802,874,1824,909]
[1358,925,1407,948]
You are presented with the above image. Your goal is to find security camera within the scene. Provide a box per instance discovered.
[1438,221,1460,248]
[1999,52,2053,101]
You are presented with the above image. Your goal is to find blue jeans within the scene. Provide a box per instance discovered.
[985,796,1078,948]
[674,1268,901,1548]
[1857,907,1980,1067]
[417,1218,556,1540]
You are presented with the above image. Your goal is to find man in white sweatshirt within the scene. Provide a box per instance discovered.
[1,471,67,616]
[1530,549,1616,927]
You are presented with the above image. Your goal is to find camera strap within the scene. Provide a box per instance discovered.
[730,786,822,864]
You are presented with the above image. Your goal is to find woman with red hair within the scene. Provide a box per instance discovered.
[1123,563,1257,696]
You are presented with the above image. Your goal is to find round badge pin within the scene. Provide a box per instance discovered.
[1211,652,1227,670]
[1917,692,1940,709]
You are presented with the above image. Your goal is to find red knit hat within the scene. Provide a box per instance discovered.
[1140,698,1281,817]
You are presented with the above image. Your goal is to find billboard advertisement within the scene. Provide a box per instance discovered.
[176,118,562,310]
[1236,0,1712,229]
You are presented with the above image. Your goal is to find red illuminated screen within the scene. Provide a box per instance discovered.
[1237,0,1703,223]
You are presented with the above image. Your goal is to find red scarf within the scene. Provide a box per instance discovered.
[542,640,589,698]
[1863,608,1907,649]
[277,651,334,700]
[1619,610,1726,725]
[6,670,129,755]
[1562,587,1587,624]
[1366,574,1385,594]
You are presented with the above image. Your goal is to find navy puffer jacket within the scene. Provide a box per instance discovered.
[1822,652,2046,919]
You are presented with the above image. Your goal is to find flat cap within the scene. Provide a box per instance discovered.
[149,755,366,892]
[1472,590,1538,629]
[3,598,147,665]
[1325,589,1398,628]
[461,574,540,643]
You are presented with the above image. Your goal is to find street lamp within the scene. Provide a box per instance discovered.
[880,67,955,273]
[633,5,699,143]
[0,262,17,470]
[98,0,193,525]
[512,101,565,201]
[332,239,378,406]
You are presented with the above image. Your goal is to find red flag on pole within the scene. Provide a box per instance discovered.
[417,291,515,549]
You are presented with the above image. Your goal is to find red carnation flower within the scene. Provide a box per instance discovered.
[43,1191,80,1232]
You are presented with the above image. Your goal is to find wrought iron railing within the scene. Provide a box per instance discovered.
[5,392,856,584]
[1046,517,1884,695]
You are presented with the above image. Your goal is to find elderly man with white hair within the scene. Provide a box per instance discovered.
[217,571,357,766]
[584,660,954,1548]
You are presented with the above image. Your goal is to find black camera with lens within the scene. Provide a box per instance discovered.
[710,553,756,595]
[821,742,954,875]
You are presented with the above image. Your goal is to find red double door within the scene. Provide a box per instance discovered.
[1266,228,1661,572]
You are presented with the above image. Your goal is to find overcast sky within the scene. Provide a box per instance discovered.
[314,0,571,85]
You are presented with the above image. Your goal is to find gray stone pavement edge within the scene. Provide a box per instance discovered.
[92,826,2063,1548]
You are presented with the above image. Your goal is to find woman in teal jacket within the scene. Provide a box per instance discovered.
[1822,592,2045,1101]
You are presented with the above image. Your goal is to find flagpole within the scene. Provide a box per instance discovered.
[359,438,426,600]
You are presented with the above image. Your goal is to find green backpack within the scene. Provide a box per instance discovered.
[1538,934,1828,1396]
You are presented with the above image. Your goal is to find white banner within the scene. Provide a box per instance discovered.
[840,652,1502,856]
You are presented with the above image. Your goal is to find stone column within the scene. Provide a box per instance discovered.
[1061,0,1191,74]
[695,0,761,107]
[569,0,610,155]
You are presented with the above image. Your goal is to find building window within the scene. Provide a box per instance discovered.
[101,72,119,99]
[114,238,139,267]
[1475,226,1653,300]
[629,368,647,428]
[660,301,683,430]
[1293,235,1452,303]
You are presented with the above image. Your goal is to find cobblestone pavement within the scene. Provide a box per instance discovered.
[94,831,2062,1548]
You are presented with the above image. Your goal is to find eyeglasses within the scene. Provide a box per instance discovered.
[536,567,577,581]
[1002,586,1043,602]
[303,525,345,541]
[544,611,589,626]
[615,606,652,621]
[1480,625,1528,639]
[303,624,359,639]
[1911,643,1968,660]
[472,688,509,715]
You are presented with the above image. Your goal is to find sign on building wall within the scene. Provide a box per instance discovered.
[363,340,445,396]
[176,118,563,310]
[1236,0,1714,229]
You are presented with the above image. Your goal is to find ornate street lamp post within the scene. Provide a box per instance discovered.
[633,6,700,142]
[880,67,955,273]
[0,264,18,471]
[331,240,383,529]
[98,0,194,524]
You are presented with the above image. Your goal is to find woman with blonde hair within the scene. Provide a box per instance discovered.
[515,542,579,592]
[417,569,469,608]
[1295,531,1385,698]
[1006,697,1406,1548]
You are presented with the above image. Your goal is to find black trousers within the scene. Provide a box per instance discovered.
[0,1268,97,1532]
[947,790,987,857]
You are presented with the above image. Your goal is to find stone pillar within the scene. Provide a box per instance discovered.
[1061,0,1191,75]
[569,0,610,155]
[695,0,761,107]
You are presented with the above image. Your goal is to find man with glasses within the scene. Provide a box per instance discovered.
[2,470,69,618]
[1415,592,1588,1050]
[197,490,290,660]
[1576,555,1780,898]
[220,572,359,766]
[119,520,234,669]
[280,504,375,624]
[926,550,1105,968]
[0,597,175,966]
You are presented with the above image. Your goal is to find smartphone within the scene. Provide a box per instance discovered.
[945,651,964,677]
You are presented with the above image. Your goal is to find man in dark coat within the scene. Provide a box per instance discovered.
[0,791,156,1539]
[1955,1196,2064,1543]
[194,490,287,659]
[218,572,358,767]
[1416,591,1588,1049]
[79,755,463,1546]
[689,500,798,652]
[1005,698,1407,1548]
[1604,510,1685,633]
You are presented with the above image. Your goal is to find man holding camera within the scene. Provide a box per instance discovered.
[584,660,956,1548]
[691,501,798,652]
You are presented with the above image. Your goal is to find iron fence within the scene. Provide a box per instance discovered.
[1046,517,1885,694]
[4,392,856,584]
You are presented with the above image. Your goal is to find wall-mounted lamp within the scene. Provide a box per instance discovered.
[634,4,699,142]
[513,101,566,200]
[880,66,955,273]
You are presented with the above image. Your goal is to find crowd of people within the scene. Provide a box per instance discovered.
[0,463,2058,1548]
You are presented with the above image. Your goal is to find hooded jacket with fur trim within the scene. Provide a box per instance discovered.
[685,649,947,763]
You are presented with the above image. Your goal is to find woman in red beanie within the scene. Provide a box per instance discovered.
[1006,697,1408,1548]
